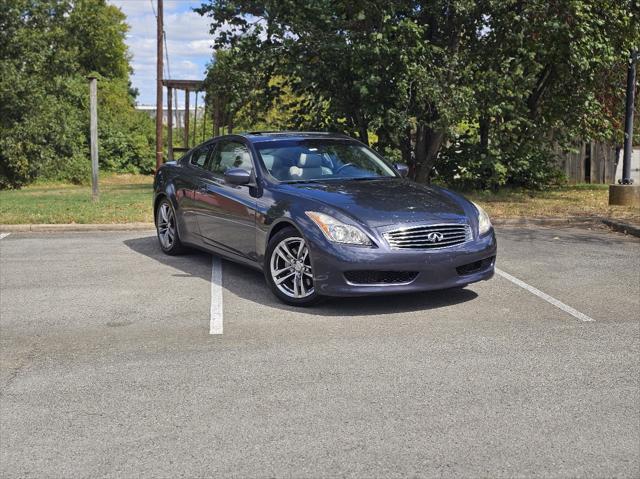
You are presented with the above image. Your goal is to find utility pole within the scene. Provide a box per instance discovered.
[621,49,637,185]
[88,75,99,202]
[610,49,639,207]
[155,0,164,171]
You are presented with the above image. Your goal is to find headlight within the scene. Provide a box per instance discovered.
[305,211,372,245]
[472,202,492,235]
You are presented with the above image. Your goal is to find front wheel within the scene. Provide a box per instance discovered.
[265,228,321,306]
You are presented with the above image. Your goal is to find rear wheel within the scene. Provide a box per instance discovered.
[265,228,320,306]
[156,198,185,255]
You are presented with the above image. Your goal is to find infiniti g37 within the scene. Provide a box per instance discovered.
[153,132,496,306]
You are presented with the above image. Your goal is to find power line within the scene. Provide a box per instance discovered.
[163,31,170,79]
[150,0,185,133]
[152,0,180,134]
[150,0,170,79]
[163,28,178,129]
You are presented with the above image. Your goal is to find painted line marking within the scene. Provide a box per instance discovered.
[495,267,594,322]
[209,256,223,335]
[0,233,10,240]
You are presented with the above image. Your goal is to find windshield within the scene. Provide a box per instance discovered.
[255,139,397,182]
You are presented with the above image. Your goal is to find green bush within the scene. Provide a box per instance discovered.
[436,131,563,191]
[97,78,156,175]
[0,0,155,189]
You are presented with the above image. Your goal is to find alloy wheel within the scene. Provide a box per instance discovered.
[157,202,176,250]
[270,236,314,299]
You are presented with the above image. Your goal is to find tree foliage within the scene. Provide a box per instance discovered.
[197,0,639,189]
[0,0,154,189]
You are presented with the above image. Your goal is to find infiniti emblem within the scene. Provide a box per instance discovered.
[426,232,444,242]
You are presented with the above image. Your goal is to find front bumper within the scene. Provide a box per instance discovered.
[309,229,497,297]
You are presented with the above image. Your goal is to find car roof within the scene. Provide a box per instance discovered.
[237,131,355,144]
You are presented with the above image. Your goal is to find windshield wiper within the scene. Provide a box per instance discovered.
[281,179,327,184]
[342,176,393,181]
[282,176,394,184]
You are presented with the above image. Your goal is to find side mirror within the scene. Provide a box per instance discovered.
[394,163,409,178]
[224,168,252,185]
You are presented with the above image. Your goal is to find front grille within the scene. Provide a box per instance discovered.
[383,224,471,249]
[344,271,418,285]
[456,256,495,275]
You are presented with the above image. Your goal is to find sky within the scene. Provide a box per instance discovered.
[107,0,214,106]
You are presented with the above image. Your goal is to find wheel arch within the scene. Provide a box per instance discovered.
[153,182,178,225]
[267,219,301,245]
[153,193,167,225]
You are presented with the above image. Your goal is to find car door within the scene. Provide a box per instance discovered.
[195,139,257,260]
[178,143,215,239]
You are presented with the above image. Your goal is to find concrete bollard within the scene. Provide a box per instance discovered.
[609,184,640,207]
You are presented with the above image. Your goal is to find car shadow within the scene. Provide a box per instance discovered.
[123,235,479,316]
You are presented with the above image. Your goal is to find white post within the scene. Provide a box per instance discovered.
[88,76,99,202]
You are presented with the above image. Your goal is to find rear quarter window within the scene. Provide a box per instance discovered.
[190,147,209,168]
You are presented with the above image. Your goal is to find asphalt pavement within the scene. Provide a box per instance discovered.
[0,225,638,478]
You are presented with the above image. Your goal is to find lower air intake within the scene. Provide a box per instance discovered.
[344,271,418,285]
[456,256,495,275]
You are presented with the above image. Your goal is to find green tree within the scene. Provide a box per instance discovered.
[0,0,154,189]
[197,0,639,188]
[66,0,131,80]
[443,0,640,188]
[196,0,480,180]
[204,48,258,134]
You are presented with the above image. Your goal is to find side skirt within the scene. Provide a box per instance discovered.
[182,240,264,273]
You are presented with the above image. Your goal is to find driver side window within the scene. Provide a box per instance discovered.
[209,140,253,177]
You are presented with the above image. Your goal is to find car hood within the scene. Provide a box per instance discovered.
[280,179,470,228]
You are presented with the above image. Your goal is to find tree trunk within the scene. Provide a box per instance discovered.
[412,124,427,180]
[214,96,223,137]
[227,114,234,134]
[414,125,445,183]
[213,97,220,137]
[527,64,554,115]
[479,116,489,153]
[375,126,390,151]
[358,127,369,146]
[354,112,369,145]
[400,126,413,170]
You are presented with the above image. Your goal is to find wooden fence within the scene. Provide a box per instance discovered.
[554,141,618,184]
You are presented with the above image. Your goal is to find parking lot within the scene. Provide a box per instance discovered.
[1,225,639,478]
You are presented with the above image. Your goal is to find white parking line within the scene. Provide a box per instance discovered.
[209,256,224,335]
[0,233,10,240]
[495,267,595,322]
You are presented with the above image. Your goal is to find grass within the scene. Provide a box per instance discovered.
[0,175,637,225]
[466,184,639,224]
[0,174,154,224]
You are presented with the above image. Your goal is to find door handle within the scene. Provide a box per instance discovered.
[199,180,222,193]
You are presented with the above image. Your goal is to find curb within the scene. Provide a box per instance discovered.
[1,218,637,237]
[601,219,640,238]
[492,217,599,227]
[0,223,154,232]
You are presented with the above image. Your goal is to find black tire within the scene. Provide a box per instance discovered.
[156,198,186,255]
[264,227,321,306]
